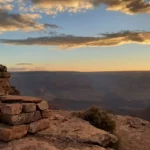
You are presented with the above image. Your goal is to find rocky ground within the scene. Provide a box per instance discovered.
[0,110,150,150]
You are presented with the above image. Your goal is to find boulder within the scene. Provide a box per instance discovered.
[37,100,49,110]
[0,104,22,115]
[0,123,28,141]
[41,109,51,118]
[29,119,49,133]
[0,111,42,126]
[22,103,36,113]
[0,95,42,103]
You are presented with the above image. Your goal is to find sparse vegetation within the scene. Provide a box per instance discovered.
[73,106,116,133]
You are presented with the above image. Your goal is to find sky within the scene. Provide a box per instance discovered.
[0,0,150,72]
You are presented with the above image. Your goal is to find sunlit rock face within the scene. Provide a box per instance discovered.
[0,65,11,96]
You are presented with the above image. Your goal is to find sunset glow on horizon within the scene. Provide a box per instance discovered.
[1,0,150,72]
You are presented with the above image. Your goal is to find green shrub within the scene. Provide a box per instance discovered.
[74,106,116,133]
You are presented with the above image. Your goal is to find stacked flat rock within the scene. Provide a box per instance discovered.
[0,95,50,141]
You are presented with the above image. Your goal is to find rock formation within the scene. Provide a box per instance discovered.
[0,95,50,141]
[0,64,20,96]
[0,65,10,96]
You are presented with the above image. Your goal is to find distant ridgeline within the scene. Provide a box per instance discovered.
[0,64,20,96]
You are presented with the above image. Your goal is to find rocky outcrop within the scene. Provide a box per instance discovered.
[0,65,20,96]
[0,110,118,150]
[0,109,149,150]
[114,115,150,150]
[0,65,10,96]
[37,111,118,149]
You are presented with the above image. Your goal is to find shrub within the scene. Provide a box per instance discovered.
[74,106,116,133]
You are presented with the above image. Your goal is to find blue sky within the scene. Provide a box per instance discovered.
[1,0,150,71]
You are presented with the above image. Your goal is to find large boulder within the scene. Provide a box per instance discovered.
[0,123,28,141]
[0,111,42,126]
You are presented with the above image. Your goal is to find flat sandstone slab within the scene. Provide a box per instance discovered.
[22,103,36,112]
[0,104,22,115]
[0,95,42,103]
[0,111,42,126]
[29,119,49,133]
[0,123,28,141]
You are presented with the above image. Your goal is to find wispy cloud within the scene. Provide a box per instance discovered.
[16,63,33,66]
[8,64,51,72]
[20,0,150,15]
[1,31,150,49]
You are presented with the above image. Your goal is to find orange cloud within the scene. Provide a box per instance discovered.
[20,0,150,15]
[2,31,150,49]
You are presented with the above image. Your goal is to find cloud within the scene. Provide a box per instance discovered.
[0,6,59,33]
[44,24,59,29]
[0,0,14,11]
[1,31,150,49]
[8,64,51,72]
[20,0,150,15]
[16,63,33,66]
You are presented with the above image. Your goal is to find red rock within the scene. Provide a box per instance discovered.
[0,123,29,141]
[42,109,51,118]
[22,103,36,112]
[0,111,42,126]
[29,119,49,133]
[37,101,49,110]
[0,95,42,103]
[0,104,22,115]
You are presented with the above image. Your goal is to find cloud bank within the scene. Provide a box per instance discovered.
[20,0,150,15]
[1,31,150,49]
